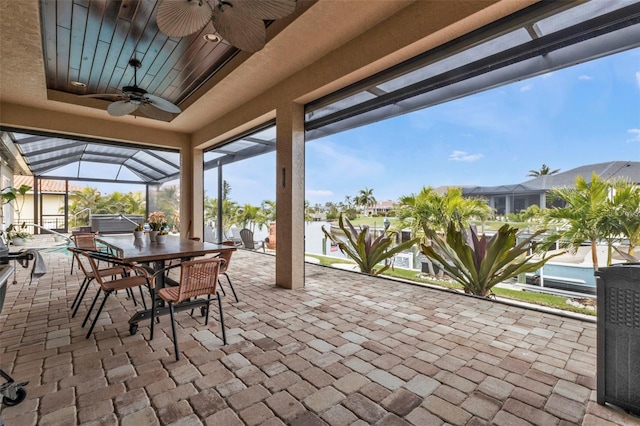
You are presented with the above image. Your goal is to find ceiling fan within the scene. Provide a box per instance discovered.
[81,59,181,120]
[157,0,297,53]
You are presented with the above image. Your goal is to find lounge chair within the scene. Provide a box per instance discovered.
[230,227,242,246]
[239,228,265,252]
[204,226,216,243]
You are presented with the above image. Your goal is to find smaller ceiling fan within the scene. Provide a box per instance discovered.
[81,59,181,120]
[157,0,297,53]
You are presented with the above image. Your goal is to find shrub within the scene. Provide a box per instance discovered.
[420,219,560,297]
[323,214,419,275]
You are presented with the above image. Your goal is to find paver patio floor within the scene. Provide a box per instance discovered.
[0,249,638,425]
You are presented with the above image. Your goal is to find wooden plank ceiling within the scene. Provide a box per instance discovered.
[40,0,240,109]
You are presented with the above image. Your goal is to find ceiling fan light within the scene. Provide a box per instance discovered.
[203,33,221,43]
[157,0,213,38]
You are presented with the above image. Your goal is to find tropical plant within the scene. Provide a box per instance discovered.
[606,178,640,257]
[344,195,353,209]
[527,164,560,177]
[68,187,145,227]
[153,185,180,225]
[204,180,239,233]
[322,213,419,275]
[506,204,541,223]
[421,219,559,297]
[304,200,314,223]
[234,204,266,233]
[397,186,493,238]
[541,173,610,271]
[1,185,32,240]
[261,200,277,223]
[355,187,377,215]
[6,222,32,241]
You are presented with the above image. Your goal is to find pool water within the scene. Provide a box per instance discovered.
[40,244,72,255]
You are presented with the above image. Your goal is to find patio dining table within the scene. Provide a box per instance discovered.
[96,234,236,335]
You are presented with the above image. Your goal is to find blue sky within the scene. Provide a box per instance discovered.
[210,47,639,207]
[91,48,639,207]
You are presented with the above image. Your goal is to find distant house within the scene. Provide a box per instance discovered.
[462,161,640,215]
[9,176,83,232]
[370,200,396,215]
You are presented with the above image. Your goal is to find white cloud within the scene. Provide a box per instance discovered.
[541,72,554,79]
[519,84,533,92]
[578,74,592,81]
[627,128,640,143]
[449,150,483,162]
[306,189,333,198]
[636,72,640,90]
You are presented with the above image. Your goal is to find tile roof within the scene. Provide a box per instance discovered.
[13,175,84,193]
[463,161,640,195]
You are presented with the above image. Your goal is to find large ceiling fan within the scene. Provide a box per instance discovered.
[81,59,181,120]
[157,0,297,52]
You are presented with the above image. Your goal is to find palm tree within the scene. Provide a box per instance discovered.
[344,195,353,209]
[69,187,102,226]
[528,164,560,177]
[204,198,238,233]
[605,178,640,257]
[397,186,493,238]
[355,187,377,215]
[261,200,276,223]
[304,200,314,223]
[542,173,609,270]
[233,204,266,233]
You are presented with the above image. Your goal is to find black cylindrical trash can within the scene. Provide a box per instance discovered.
[594,264,640,416]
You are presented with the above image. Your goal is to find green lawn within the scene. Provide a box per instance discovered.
[304,253,595,316]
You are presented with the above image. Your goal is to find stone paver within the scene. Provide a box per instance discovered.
[0,250,636,426]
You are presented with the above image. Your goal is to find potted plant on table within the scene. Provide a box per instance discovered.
[155,228,168,244]
[133,223,145,239]
[148,211,167,242]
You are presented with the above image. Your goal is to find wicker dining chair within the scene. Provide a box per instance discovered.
[81,250,154,339]
[216,240,238,302]
[70,233,109,275]
[150,257,226,361]
[68,247,132,318]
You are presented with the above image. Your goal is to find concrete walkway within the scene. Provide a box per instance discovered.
[0,249,638,425]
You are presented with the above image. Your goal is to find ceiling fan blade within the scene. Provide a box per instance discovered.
[139,103,176,121]
[157,0,213,38]
[107,100,139,116]
[79,93,124,100]
[232,0,297,20]
[213,4,266,52]
[144,94,181,113]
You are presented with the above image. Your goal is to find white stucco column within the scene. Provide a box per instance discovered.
[539,193,546,209]
[275,102,305,289]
